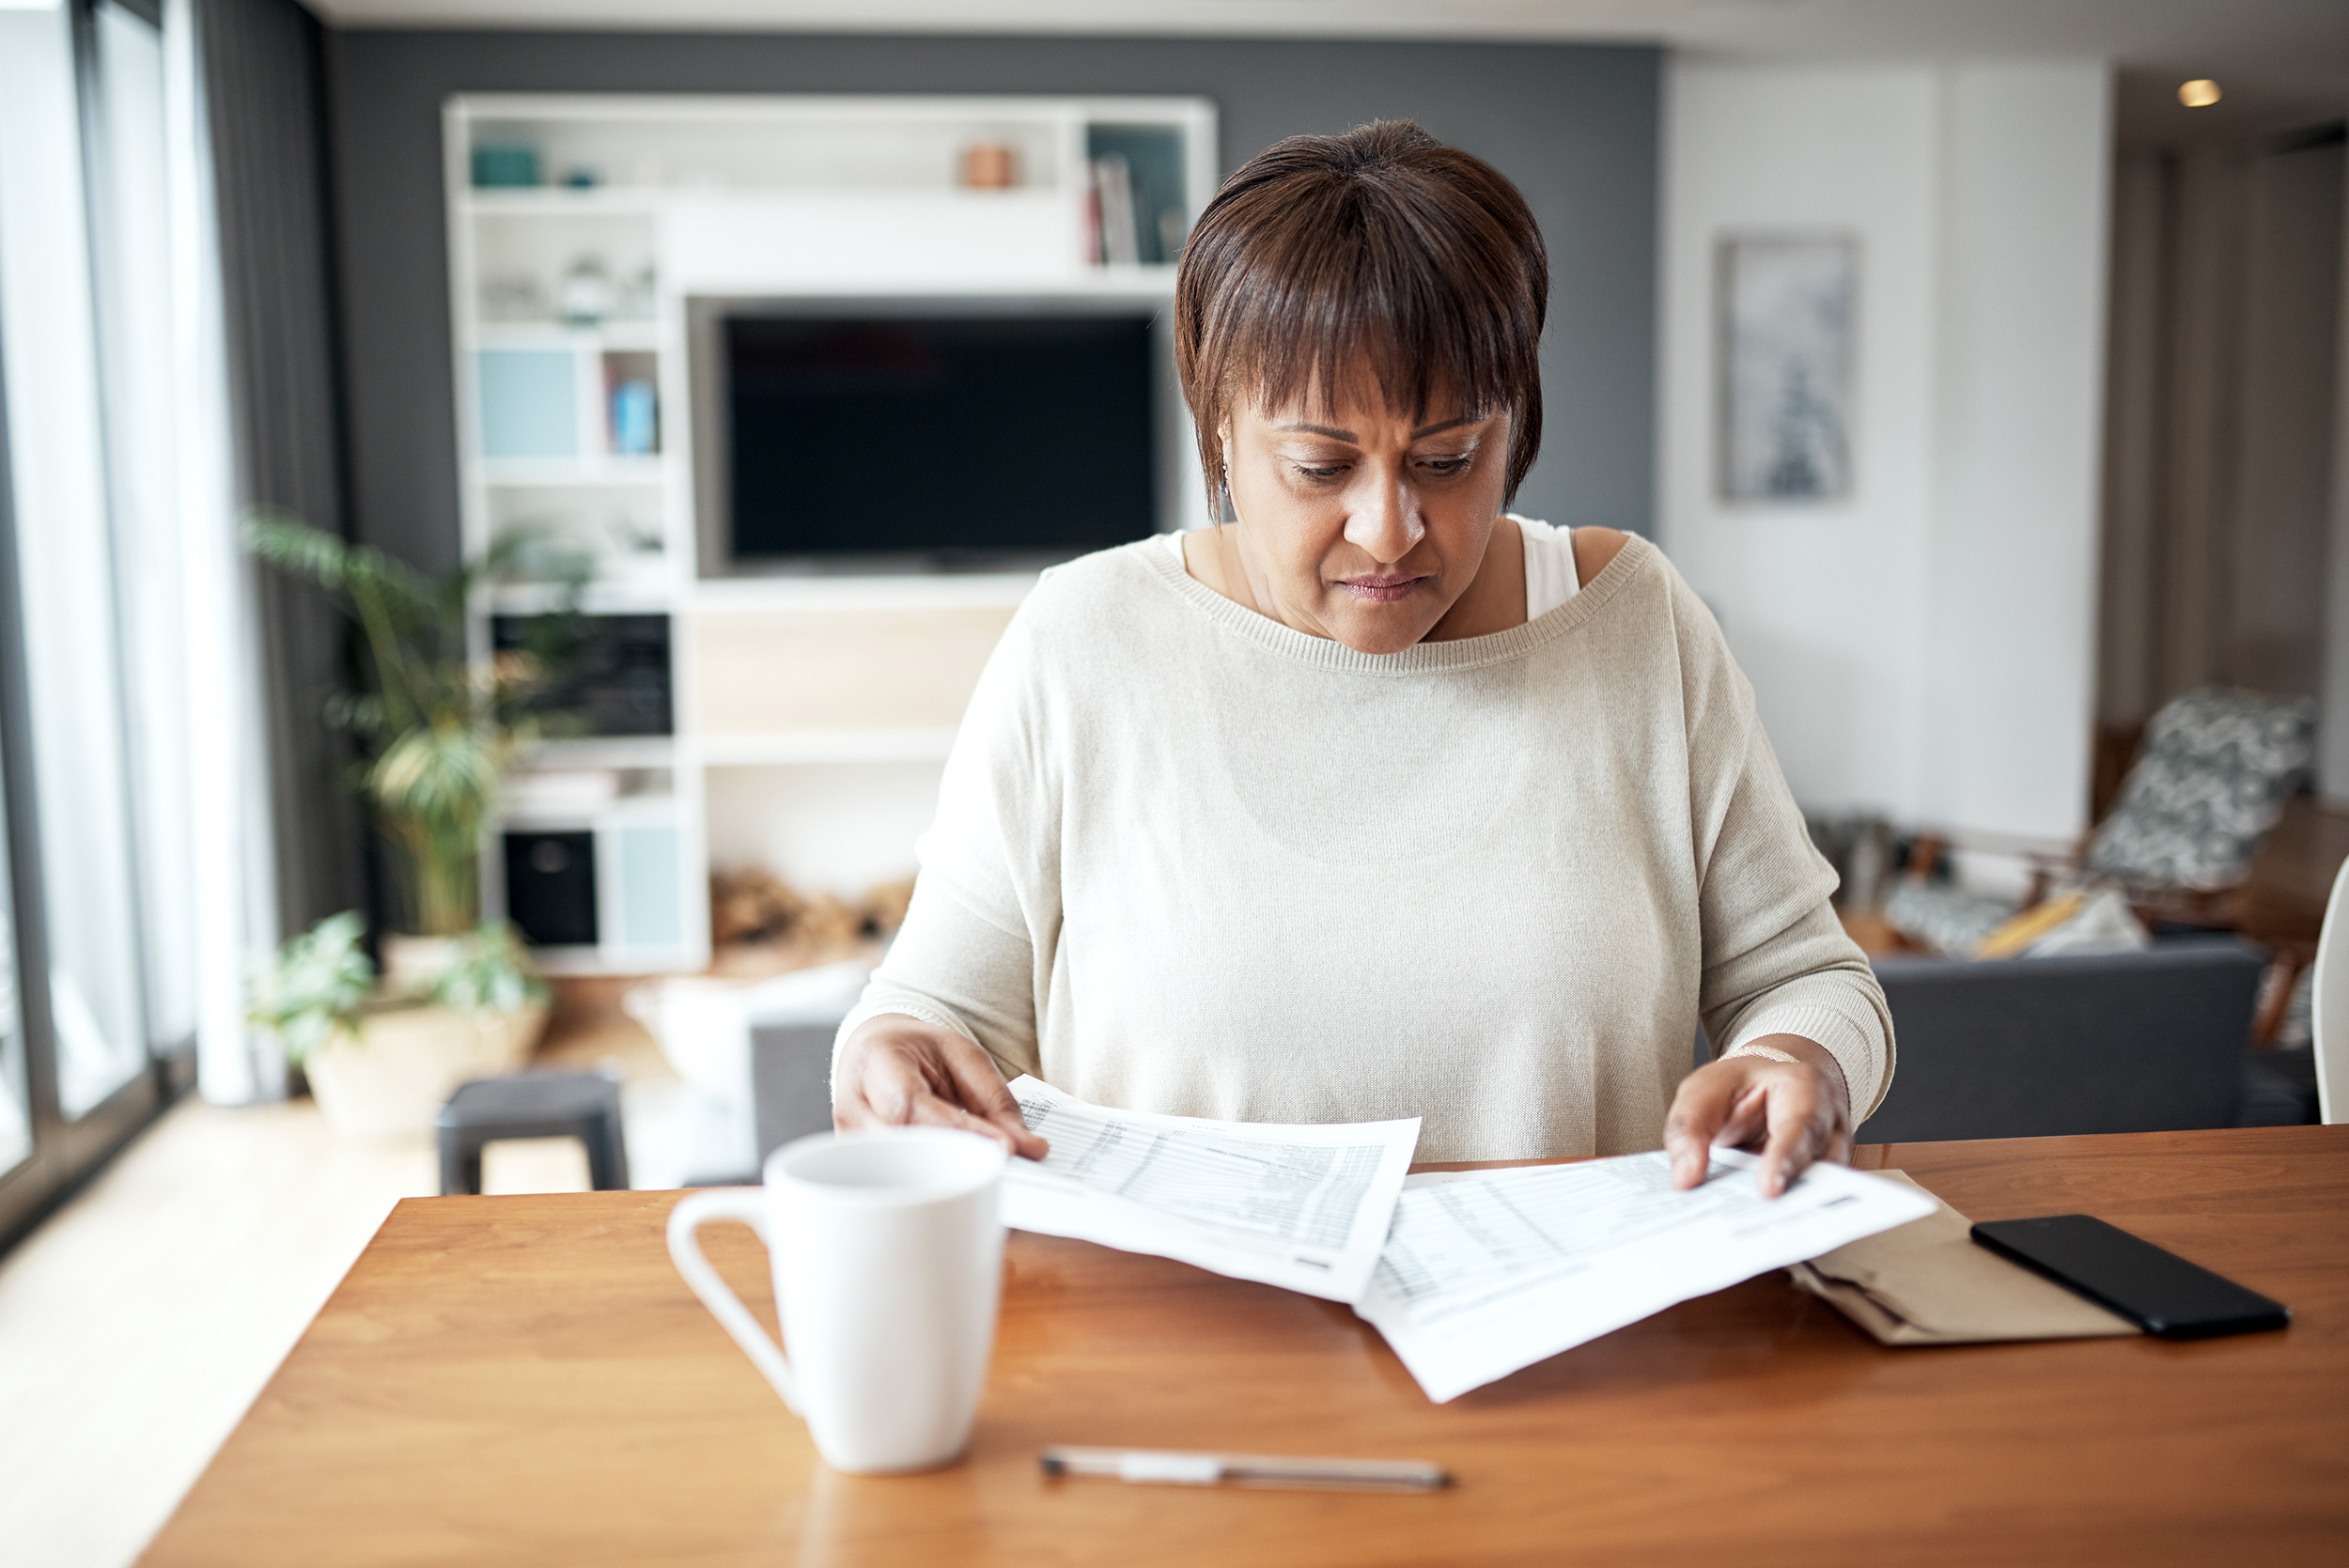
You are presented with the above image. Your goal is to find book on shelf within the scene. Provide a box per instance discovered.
[1091,155,1140,267]
[1085,124,1189,267]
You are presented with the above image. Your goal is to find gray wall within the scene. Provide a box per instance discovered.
[327,30,1659,571]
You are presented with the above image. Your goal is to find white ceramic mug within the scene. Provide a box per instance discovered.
[666,1127,1008,1473]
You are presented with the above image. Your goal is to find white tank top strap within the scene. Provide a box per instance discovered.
[1513,514,1579,620]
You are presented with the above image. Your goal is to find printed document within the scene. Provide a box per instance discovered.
[1356,1149,1937,1402]
[1000,1076,1420,1302]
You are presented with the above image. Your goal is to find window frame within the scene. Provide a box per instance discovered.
[0,0,198,1254]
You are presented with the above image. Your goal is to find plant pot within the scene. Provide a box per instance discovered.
[380,933,467,998]
[305,1001,549,1141]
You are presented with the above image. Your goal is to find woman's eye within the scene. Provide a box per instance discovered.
[1419,455,1474,477]
[1290,462,1349,482]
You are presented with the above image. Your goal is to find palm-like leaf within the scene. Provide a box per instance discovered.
[368,722,505,824]
[248,511,582,934]
[246,514,438,631]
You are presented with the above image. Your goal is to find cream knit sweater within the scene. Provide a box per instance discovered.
[841,533,1892,1162]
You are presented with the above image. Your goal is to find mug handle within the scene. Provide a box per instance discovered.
[666,1188,801,1414]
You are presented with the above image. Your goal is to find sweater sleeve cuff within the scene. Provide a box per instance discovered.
[1727,1001,1886,1123]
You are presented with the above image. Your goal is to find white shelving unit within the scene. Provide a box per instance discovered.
[443,92,1217,973]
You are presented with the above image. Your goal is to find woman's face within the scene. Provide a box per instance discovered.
[1222,377,1513,655]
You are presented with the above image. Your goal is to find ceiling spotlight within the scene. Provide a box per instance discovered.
[2178,79,2221,108]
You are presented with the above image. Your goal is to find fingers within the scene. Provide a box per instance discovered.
[937,1038,1049,1159]
[898,1087,1046,1155]
[1753,1071,1826,1198]
[1712,1081,1771,1153]
[835,1025,1047,1159]
[1666,1054,1854,1200]
[1663,1065,1741,1189]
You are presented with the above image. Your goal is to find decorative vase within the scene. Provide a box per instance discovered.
[959,141,1018,189]
[557,254,614,326]
[305,1001,549,1141]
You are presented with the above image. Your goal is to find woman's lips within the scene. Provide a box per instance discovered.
[1338,575,1424,604]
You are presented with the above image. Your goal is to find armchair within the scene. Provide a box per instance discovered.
[1883,688,2318,1034]
[2076,687,2317,922]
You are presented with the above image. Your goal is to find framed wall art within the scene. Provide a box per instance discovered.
[1717,233,1859,504]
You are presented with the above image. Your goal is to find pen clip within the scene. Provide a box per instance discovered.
[1118,1452,1222,1484]
[1039,1446,1450,1494]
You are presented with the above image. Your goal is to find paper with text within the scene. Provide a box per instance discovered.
[1000,1076,1420,1302]
[1356,1150,1937,1402]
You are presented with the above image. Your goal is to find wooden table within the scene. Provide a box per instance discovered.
[142,1126,2349,1567]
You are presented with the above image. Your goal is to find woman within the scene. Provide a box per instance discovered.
[833,121,1890,1197]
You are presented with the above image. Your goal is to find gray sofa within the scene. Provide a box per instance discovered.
[753,1021,845,1164]
[1857,937,2265,1143]
[751,939,2268,1160]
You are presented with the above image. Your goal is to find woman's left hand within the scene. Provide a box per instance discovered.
[1662,1033,1853,1198]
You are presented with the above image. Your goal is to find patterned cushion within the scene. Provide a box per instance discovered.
[2084,687,2316,892]
[1882,878,2019,959]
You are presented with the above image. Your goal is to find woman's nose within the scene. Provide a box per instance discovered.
[1342,472,1423,566]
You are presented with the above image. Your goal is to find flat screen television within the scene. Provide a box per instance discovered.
[692,299,1170,573]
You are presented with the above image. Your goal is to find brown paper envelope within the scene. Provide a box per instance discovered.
[1789,1171,2139,1344]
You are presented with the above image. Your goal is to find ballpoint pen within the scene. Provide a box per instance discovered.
[1039,1446,1452,1494]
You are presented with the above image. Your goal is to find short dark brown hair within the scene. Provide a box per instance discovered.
[1174,119,1548,506]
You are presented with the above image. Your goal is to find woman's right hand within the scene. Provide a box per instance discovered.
[832,1013,1048,1159]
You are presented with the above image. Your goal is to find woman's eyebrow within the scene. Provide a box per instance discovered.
[1273,415,1481,441]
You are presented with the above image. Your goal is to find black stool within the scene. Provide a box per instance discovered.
[437,1072,630,1195]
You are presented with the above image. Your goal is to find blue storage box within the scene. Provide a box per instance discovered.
[476,349,577,459]
[617,824,683,948]
[472,145,540,188]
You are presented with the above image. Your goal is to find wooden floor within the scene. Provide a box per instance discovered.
[0,1069,643,1566]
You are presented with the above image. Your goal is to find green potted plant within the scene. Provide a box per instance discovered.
[247,516,582,964]
[248,517,580,1134]
[251,913,551,1140]
[246,910,373,1076]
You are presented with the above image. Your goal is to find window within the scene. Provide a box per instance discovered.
[0,0,223,1243]
[88,0,203,1063]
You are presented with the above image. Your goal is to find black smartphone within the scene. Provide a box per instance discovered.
[1969,1215,2289,1340]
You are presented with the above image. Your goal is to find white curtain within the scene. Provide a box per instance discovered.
[166,0,285,1103]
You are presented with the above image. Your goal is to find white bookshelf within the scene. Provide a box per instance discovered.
[443,92,1217,974]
